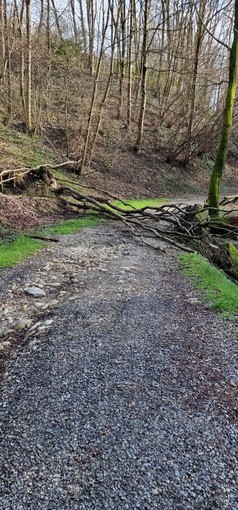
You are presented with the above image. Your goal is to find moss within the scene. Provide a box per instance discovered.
[179,252,238,318]
[0,235,43,268]
[227,242,238,279]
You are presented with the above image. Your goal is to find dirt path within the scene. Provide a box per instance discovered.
[0,223,238,509]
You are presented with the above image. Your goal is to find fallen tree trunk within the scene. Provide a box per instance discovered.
[1,161,238,281]
[51,184,238,281]
[0,160,79,190]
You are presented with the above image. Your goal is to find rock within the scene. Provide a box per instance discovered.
[121,266,138,271]
[20,305,29,312]
[188,297,201,305]
[68,295,81,301]
[43,264,52,271]
[28,321,43,333]
[49,299,59,307]
[44,319,53,326]
[14,319,32,331]
[25,287,46,297]
[41,303,50,311]
[0,327,13,337]
[0,341,11,351]
[37,326,46,333]
[35,302,46,309]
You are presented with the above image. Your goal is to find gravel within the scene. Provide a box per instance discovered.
[0,223,238,509]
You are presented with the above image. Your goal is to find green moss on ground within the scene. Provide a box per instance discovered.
[0,235,43,268]
[179,252,238,319]
[39,216,102,236]
[112,198,168,210]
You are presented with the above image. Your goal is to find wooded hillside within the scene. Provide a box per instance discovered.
[0,0,236,181]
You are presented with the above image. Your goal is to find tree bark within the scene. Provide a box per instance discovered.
[25,0,32,133]
[134,0,150,153]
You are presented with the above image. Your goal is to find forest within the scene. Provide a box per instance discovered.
[1,4,238,506]
[0,0,236,168]
[0,0,238,278]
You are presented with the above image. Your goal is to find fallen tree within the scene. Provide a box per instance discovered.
[1,161,238,281]
[51,180,238,282]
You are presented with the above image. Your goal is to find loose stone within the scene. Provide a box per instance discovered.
[14,319,33,331]
[0,340,11,350]
[25,287,46,298]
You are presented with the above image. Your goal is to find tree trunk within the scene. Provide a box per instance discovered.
[80,4,110,172]
[3,0,12,123]
[208,0,238,216]
[51,0,63,41]
[127,0,133,128]
[0,0,5,81]
[184,0,205,165]
[25,0,32,133]
[46,0,51,50]
[86,0,95,75]
[134,0,150,153]
[118,0,126,119]
[70,0,78,45]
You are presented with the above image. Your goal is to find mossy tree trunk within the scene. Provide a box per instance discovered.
[208,0,238,217]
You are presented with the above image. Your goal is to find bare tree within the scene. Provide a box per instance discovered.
[134,0,150,152]
[25,0,32,132]
[80,2,110,171]
[208,0,238,215]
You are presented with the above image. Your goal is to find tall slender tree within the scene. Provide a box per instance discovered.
[208,0,238,215]
[134,0,150,152]
[25,0,32,132]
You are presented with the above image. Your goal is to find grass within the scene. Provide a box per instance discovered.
[179,252,238,318]
[0,235,43,268]
[38,216,102,236]
[112,198,168,210]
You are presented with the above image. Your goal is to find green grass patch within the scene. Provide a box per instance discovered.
[0,235,43,268]
[112,198,168,210]
[179,252,238,318]
[39,216,102,236]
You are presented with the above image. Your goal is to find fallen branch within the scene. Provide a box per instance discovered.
[25,234,60,242]
[1,161,238,280]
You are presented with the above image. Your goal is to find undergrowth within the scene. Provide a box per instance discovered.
[179,252,238,319]
[0,124,53,169]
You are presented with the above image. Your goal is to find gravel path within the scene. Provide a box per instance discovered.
[0,223,238,509]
